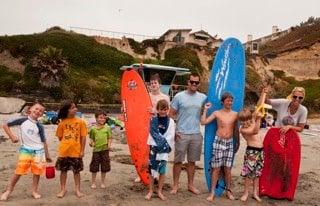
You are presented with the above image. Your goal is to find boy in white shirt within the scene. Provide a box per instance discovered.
[145,100,175,201]
[1,102,52,201]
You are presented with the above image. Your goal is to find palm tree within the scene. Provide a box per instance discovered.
[31,45,68,88]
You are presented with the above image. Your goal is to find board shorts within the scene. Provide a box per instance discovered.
[89,150,111,173]
[55,157,83,173]
[174,133,203,163]
[148,160,167,178]
[211,136,234,168]
[15,146,46,175]
[241,146,264,179]
[148,145,167,178]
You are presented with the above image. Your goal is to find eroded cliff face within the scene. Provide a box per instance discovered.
[0,50,25,73]
[94,36,158,60]
[267,42,320,80]
[94,35,319,110]
[246,42,320,89]
[95,35,319,81]
[246,55,288,102]
[245,43,320,112]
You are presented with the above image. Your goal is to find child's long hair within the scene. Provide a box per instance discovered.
[58,100,75,120]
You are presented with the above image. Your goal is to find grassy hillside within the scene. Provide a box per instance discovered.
[0,28,134,103]
[0,28,205,103]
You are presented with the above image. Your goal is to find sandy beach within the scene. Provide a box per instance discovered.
[0,113,319,206]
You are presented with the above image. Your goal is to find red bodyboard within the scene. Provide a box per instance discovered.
[121,69,152,185]
[259,128,301,200]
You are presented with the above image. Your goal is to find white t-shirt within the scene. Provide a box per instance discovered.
[147,118,175,161]
[270,99,308,127]
[7,117,45,150]
[149,92,170,114]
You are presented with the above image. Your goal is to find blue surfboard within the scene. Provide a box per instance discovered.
[204,38,245,196]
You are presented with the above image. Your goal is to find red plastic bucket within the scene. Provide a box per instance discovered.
[46,166,55,179]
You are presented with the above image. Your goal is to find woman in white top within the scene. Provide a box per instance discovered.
[265,87,308,134]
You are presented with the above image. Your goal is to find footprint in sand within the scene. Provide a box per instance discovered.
[112,154,133,165]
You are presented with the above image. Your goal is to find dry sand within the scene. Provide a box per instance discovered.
[0,113,319,206]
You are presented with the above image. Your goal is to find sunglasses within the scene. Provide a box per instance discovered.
[293,95,303,100]
[189,80,200,85]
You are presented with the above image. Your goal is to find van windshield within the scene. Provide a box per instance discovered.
[143,68,176,85]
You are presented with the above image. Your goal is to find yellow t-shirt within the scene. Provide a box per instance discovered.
[56,117,87,158]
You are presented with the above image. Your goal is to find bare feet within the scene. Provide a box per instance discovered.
[100,184,106,189]
[32,191,41,199]
[226,190,235,200]
[145,191,153,200]
[252,194,262,202]
[91,183,97,189]
[75,190,84,198]
[188,186,200,195]
[157,192,166,200]
[206,193,215,202]
[0,190,12,201]
[56,190,67,198]
[240,192,248,202]
[170,186,179,194]
[134,177,141,183]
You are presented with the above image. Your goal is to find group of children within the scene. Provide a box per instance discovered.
[1,87,267,203]
[201,88,267,202]
[0,101,112,201]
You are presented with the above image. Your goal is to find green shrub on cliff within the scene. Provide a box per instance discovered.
[162,46,204,75]
[127,38,147,55]
[0,65,21,93]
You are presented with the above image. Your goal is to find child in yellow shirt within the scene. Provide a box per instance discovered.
[55,101,87,198]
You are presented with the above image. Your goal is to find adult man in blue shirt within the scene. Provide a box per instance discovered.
[169,73,206,195]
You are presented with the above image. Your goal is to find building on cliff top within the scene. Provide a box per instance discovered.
[160,29,223,49]
[245,26,293,54]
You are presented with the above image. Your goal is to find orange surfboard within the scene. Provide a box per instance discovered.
[121,69,152,185]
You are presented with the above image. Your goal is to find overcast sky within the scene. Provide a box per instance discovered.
[1,0,319,42]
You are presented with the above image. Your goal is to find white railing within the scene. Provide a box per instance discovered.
[69,26,159,42]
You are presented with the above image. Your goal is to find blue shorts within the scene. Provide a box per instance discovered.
[148,146,168,178]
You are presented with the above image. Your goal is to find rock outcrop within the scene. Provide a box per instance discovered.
[0,97,26,114]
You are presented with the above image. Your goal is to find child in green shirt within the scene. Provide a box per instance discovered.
[89,111,112,189]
